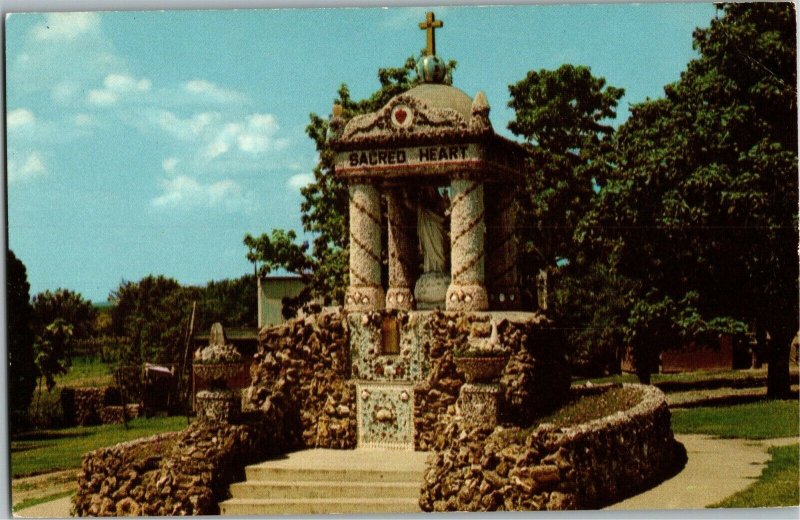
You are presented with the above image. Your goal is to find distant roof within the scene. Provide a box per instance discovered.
[259,274,303,280]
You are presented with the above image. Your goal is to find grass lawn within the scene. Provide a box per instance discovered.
[12,490,74,513]
[11,416,187,478]
[670,399,799,439]
[712,444,800,508]
[55,356,115,388]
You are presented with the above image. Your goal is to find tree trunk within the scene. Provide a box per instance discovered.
[767,324,793,398]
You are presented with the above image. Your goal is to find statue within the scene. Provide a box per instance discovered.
[416,186,448,273]
[412,186,451,309]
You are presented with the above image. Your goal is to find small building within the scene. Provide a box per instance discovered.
[257,275,305,327]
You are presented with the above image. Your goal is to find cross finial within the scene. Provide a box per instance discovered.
[418,12,443,56]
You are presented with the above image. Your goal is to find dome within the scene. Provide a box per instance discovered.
[403,83,474,120]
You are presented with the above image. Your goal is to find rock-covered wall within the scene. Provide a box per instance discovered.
[245,311,356,449]
[74,415,283,516]
[411,311,570,450]
[420,384,682,512]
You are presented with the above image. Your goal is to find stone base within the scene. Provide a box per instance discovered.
[414,272,450,310]
[488,287,521,310]
[345,286,385,312]
[196,389,240,423]
[456,383,501,429]
[446,283,489,311]
[386,287,414,310]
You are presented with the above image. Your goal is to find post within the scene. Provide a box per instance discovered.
[345,182,385,312]
[446,178,488,311]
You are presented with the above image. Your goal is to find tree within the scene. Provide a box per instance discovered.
[34,318,73,392]
[507,65,624,294]
[246,54,456,314]
[32,288,97,344]
[580,3,797,389]
[7,250,38,417]
[196,274,258,330]
[110,275,198,365]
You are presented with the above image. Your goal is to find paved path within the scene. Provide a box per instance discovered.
[14,435,797,516]
[608,434,799,510]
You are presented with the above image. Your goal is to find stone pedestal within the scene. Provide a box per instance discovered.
[486,184,520,309]
[386,189,417,310]
[457,383,501,429]
[447,178,488,311]
[346,183,385,312]
[196,389,240,423]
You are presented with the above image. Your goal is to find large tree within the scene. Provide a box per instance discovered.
[507,65,624,294]
[580,3,797,390]
[245,55,455,314]
[7,250,38,417]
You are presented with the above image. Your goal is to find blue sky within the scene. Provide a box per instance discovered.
[6,4,717,302]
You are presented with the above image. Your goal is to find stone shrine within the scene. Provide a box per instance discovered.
[330,12,536,450]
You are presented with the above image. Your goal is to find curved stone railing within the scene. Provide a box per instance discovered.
[420,383,683,512]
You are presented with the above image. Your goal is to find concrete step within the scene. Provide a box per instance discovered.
[220,449,429,516]
[229,480,420,499]
[244,465,423,483]
[219,497,421,515]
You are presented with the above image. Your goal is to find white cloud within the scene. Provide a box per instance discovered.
[88,89,118,106]
[183,79,247,104]
[87,73,151,106]
[73,113,98,127]
[153,110,219,141]
[287,173,314,190]
[8,151,47,183]
[151,175,250,210]
[7,108,36,129]
[162,157,179,173]
[33,12,100,42]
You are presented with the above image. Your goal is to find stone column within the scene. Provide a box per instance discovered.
[446,178,488,311]
[385,189,417,310]
[486,183,520,309]
[345,182,385,312]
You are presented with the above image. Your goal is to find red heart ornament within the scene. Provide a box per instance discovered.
[395,108,407,124]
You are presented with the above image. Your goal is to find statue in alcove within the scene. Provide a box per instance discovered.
[413,186,451,309]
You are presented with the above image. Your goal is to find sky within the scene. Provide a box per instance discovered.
[5,3,718,303]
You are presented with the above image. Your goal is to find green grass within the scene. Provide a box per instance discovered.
[575,368,772,386]
[11,416,186,477]
[56,356,115,388]
[12,490,74,513]
[712,444,800,508]
[671,400,799,439]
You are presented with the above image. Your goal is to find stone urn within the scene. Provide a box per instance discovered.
[453,320,509,383]
[454,355,508,384]
[193,323,243,423]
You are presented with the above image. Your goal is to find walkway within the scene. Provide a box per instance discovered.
[608,434,798,510]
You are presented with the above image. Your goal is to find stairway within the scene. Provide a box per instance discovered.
[219,449,429,515]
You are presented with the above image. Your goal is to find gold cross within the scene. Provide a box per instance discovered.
[418,12,443,56]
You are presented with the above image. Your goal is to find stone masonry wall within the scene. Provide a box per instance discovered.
[246,310,356,449]
[413,311,570,450]
[420,384,681,512]
[74,417,283,516]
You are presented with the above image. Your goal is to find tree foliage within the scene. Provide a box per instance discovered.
[245,54,456,315]
[32,288,97,343]
[34,318,74,391]
[196,274,258,331]
[7,249,38,415]
[508,65,624,281]
[109,275,198,366]
[579,3,797,388]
